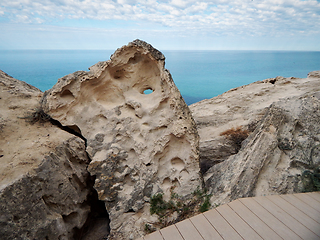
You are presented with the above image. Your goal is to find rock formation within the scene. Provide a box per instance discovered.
[190,71,320,205]
[41,40,202,239]
[0,71,96,239]
[2,38,319,239]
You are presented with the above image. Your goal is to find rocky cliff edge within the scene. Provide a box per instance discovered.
[1,40,320,239]
[191,71,320,205]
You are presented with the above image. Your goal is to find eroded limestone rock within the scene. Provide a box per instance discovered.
[204,92,320,205]
[191,73,320,174]
[191,71,320,205]
[41,40,202,239]
[0,71,92,239]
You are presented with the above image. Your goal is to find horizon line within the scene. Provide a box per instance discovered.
[1,49,320,52]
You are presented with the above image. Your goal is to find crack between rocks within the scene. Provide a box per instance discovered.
[49,118,88,147]
[47,116,110,239]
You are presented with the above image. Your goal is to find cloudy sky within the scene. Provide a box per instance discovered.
[1,0,320,50]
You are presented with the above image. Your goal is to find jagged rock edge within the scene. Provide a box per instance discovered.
[43,111,111,239]
[40,40,202,239]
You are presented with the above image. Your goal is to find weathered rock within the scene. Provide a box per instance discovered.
[191,72,320,173]
[308,70,320,78]
[0,71,92,239]
[190,71,320,205]
[41,40,202,239]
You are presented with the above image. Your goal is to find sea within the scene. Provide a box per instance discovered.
[0,50,319,105]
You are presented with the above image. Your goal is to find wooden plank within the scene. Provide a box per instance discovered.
[253,196,320,240]
[175,219,204,240]
[309,192,320,198]
[160,225,183,240]
[228,199,282,240]
[239,197,302,240]
[305,192,320,203]
[144,230,164,240]
[203,208,243,240]
[267,194,320,237]
[216,203,263,240]
[144,193,320,240]
[189,213,223,240]
[280,194,320,224]
[293,193,320,212]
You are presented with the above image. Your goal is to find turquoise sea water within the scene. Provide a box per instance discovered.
[0,50,319,105]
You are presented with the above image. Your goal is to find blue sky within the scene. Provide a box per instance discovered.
[1,0,320,50]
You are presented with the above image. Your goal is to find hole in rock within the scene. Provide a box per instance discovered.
[128,53,142,64]
[143,88,154,95]
[125,208,135,213]
[13,215,20,222]
[60,89,75,99]
[172,178,180,187]
[171,158,185,171]
[269,79,277,84]
[112,69,125,79]
[146,163,151,166]
[74,175,110,240]
[162,177,171,188]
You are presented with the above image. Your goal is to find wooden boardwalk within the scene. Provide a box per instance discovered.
[138,192,320,240]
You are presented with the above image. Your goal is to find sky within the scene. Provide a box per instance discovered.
[1,0,320,50]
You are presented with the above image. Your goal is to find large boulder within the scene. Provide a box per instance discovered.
[190,71,320,205]
[191,72,320,173]
[0,71,92,239]
[41,40,202,239]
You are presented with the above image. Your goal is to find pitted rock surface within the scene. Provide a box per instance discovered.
[41,40,202,239]
[0,71,91,239]
[204,91,320,205]
[191,72,320,174]
[191,71,320,206]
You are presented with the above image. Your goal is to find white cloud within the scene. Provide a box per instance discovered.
[170,0,188,8]
[0,0,319,39]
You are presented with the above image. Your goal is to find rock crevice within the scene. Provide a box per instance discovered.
[41,40,202,239]
[0,70,110,240]
[3,41,318,240]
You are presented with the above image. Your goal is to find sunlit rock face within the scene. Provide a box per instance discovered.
[0,71,91,240]
[191,71,320,206]
[203,91,320,206]
[42,40,202,239]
